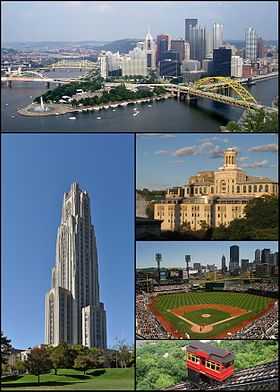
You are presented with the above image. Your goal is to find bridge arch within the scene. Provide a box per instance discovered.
[192,77,257,106]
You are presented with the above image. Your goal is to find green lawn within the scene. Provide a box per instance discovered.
[1,368,134,390]
[183,308,231,325]
[154,291,272,338]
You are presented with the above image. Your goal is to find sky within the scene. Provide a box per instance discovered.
[137,241,278,269]
[1,1,278,43]
[1,134,134,349]
[136,133,278,189]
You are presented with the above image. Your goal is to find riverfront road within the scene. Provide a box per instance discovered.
[1,76,74,84]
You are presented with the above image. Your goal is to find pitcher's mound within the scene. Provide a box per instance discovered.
[191,324,213,333]
[201,314,211,318]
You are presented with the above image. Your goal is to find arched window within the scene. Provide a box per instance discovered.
[236,185,240,193]
[243,185,247,193]
[248,185,252,193]
[254,185,257,192]
[259,184,263,192]
[265,184,269,192]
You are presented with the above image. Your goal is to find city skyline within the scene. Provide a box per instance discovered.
[136,241,278,269]
[2,134,134,349]
[2,1,278,43]
[137,133,278,189]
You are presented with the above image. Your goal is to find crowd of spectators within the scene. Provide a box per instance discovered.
[228,302,278,339]
[247,282,278,292]
[136,293,169,339]
[153,284,189,294]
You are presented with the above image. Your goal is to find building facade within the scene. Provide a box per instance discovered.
[245,27,257,60]
[231,55,243,77]
[154,149,278,232]
[213,48,232,76]
[213,23,224,50]
[185,18,198,42]
[144,31,157,70]
[45,183,107,349]
[121,47,148,77]
[189,24,206,63]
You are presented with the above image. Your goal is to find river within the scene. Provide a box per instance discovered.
[2,71,278,132]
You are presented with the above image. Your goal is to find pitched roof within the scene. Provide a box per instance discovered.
[187,341,234,364]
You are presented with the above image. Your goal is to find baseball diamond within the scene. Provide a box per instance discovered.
[149,291,274,338]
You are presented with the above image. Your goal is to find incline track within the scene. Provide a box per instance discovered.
[164,361,278,390]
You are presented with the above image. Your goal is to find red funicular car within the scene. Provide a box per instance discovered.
[186,341,234,382]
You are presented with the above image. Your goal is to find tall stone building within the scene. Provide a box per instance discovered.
[45,183,107,349]
[154,148,278,232]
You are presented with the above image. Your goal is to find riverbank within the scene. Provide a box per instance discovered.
[17,93,172,117]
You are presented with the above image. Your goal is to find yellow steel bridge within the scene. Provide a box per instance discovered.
[168,77,266,110]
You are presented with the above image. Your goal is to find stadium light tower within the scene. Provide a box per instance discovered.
[185,255,191,280]
[155,253,162,285]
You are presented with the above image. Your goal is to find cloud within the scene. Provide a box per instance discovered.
[154,150,170,155]
[241,160,269,169]
[239,156,249,161]
[248,144,278,153]
[209,146,225,159]
[174,146,197,157]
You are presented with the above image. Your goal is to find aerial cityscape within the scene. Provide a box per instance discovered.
[136,241,278,340]
[1,1,278,131]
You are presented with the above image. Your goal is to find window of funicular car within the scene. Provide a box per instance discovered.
[187,353,199,363]
[205,360,221,371]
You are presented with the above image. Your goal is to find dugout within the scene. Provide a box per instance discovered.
[205,282,225,291]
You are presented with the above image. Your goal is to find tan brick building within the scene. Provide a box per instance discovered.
[154,148,278,231]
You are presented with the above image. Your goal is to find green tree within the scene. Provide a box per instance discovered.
[25,347,52,384]
[1,332,12,364]
[14,359,26,374]
[89,347,105,369]
[47,344,65,375]
[73,354,92,375]
[145,202,155,219]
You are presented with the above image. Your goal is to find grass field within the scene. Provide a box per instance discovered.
[153,291,272,338]
[183,308,231,325]
[1,368,134,390]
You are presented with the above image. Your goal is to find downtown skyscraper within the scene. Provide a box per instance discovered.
[245,27,257,60]
[45,183,107,349]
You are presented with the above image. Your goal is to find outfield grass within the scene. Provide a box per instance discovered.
[154,291,272,338]
[1,368,134,390]
[183,308,231,325]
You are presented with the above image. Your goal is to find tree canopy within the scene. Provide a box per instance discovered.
[136,340,278,390]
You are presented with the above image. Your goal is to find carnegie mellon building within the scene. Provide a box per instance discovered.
[45,183,107,349]
[154,148,278,231]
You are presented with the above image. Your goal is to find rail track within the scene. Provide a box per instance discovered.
[164,361,278,390]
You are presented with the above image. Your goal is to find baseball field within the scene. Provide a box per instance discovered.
[149,291,274,338]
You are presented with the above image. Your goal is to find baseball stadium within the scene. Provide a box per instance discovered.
[136,268,278,340]
[148,290,276,339]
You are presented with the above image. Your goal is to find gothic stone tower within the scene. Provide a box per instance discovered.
[45,183,107,349]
